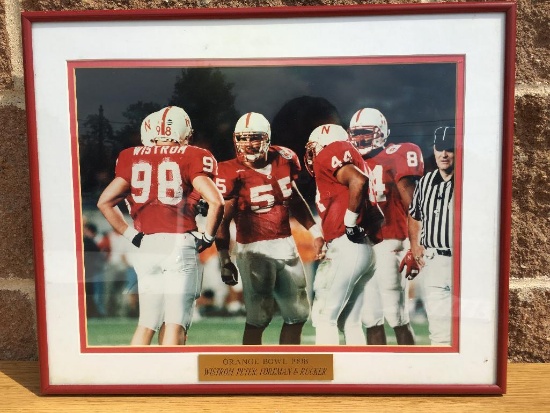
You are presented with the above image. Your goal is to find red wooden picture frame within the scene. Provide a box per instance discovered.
[22,2,516,395]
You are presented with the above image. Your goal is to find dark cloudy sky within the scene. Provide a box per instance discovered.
[75,62,457,157]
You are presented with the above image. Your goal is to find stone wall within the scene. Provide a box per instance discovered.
[0,0,548,361]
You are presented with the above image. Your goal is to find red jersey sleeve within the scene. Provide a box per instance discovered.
[114,148,133,182]
[273,146,301,180]
[315,140,365,178]
[184,146,218,184]
[384,142,424,182]
[216,159,240,199]
[289,149,301,180]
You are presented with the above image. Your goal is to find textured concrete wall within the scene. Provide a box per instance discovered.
[0,0,548,362]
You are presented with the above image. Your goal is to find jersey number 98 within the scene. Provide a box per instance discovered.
[131,157,213,205]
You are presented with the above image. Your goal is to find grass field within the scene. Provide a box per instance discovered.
[86,315,431,347]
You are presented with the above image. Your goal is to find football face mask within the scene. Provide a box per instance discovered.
[349,108,389,155]
[349,126,385,155]
[234,132,270,162]
[304,140,318,177]
[233,112,271,163]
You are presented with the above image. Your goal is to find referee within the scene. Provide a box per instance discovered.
[408,126,455,345]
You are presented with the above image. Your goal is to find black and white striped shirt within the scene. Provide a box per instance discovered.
[409,170,454,249]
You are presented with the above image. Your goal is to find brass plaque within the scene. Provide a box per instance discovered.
[198,354,333,381]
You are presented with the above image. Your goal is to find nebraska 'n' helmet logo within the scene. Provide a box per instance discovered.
[304,124,350,176]
[141,106,193,146]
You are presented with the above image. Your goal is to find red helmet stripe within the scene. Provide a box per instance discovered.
[245,112,252,128]
[355,108,364,123]
[160,106,172,135]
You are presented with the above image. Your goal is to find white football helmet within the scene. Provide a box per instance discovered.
[143,106,193,146]
[140,111,159,146]
[348,108,389,155]
[233,112,271,162]
[304,124,350,176]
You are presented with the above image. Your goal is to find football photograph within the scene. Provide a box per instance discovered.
[73,57,462,350]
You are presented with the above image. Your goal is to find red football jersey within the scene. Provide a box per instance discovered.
[216,146,300,244]
[115,145,217,234]
[313,140,368,243]
[364,142,424,240]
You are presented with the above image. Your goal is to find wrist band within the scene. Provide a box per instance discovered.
[343,209,359,227]
[203,232,215,243]
[122,226,139,242]
[308,224,323,239]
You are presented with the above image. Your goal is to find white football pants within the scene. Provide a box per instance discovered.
[362,239,411,328]
[312,234,376,345]
[420,249,453,345]
[131,233,200,331]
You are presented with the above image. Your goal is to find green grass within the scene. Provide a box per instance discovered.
[86,315,430,347]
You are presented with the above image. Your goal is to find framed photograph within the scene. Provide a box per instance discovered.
[22,2,516,395]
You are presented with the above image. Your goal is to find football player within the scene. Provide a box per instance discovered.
[215,112,324,345]
[349,108,424,345]
[305,124,376,345]
[97,106,224,346]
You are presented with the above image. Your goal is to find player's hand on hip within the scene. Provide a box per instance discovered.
[131,232,145,248]
[122,226,144,248]
[399,249,421,280]
[190,231,215,253]
[345,225,367,244]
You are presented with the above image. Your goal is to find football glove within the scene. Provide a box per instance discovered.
[219,250,239,286]
[195,199,209,217]
[131,232,145,248]
[123,227,144,248]
[190,232,215,253]
[399,249,420,280]
[221,262,239,286]
[345,225,367,243]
